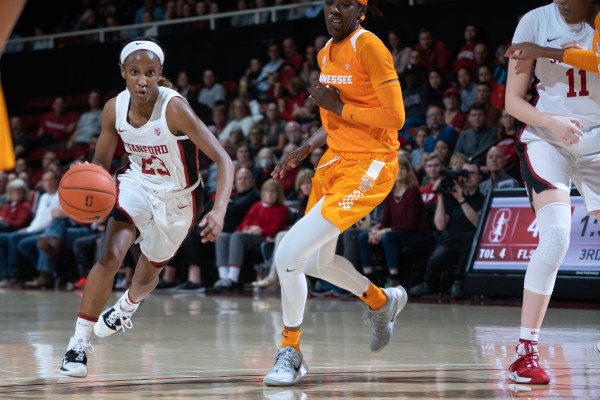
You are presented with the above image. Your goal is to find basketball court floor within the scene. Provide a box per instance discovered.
[1,288,598,399]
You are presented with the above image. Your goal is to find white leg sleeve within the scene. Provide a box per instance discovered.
[275,198,370,327]
[523,202,571,295]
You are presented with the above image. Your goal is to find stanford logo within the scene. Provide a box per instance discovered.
[489,208,511,243]
[154,128,161,136]
[84,195,94,208]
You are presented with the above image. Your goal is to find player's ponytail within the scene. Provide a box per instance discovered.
[157,76,173,88]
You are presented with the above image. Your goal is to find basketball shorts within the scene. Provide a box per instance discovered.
[518,125,600,214]
[114,172,203,266]
[305,149,399,232]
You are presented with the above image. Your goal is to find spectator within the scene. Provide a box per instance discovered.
[449,152,468,171]
[388,29,412,77]
[141,10,158,37]
[477,64,506,111]
[165,167,261,291]
[454,24,481,73]
[253,147,278,189]
[134,0,164,24]
[408,161,484,299]
[442,88,467,132]
[277,76,307,121]
[212,178,289,291]
[280,37,304,86]
[197,69,226,109]
[207,104,228,137]
[479,146,521,194]
[308,146,325,169]
[425,68,449,107]
[434,139,452,167]
[220,97,261,140]
[10,116,31,159]
[234,142,254,170]
[35,96,78,148]
[240,57,263,100]
[410,126,429,170]
[414,27,452,75]
[495,108,518,169]
[71,220,106,289]
[492,43,509,86]
[231,0,254,27]
[473,42,492,72]
[247,123,266,155]
[419,153,443,228]
[31,151,58,190]
[400,64,427,134]
[454,103,498,161]
[283,120,304,148]
[457,67,477,113]
[173,70,194,100]
[300,44,319,84]
[474,81,502,127]
[422,104,459,153]
[66,90,103,151]
[256,43,284,95]
[0,170,60,287]
[357,156,433,287]
[0,178,32,233]
[260,101,287,155]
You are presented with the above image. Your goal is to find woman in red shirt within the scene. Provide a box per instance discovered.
[0,178,32,232]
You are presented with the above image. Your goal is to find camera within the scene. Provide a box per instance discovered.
[434,168,470,194]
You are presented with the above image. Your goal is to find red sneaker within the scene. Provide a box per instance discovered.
[74,277,87,288]
[508,340,550,384]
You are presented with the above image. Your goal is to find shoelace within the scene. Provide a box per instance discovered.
[107,309,133,333]
[518,344,541,369]
[272,349,295,373]
[362,308,388,335]
[71,340,95,361]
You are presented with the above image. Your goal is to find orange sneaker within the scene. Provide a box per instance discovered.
[508,340,550,384]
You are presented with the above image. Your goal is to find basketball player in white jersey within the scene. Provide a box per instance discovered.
[504,0,600,384]
[59,37,234,378]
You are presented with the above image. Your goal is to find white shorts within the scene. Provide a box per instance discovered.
[115,172,203,265]
[518,125,600,214]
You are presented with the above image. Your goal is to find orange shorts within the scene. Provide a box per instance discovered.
[305,148,399,232]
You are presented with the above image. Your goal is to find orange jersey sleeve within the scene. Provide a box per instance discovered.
[563,13,600,74]
[317,28,402,155]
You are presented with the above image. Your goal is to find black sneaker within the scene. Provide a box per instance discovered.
[451,280,465,300]
[59,336,94,378]
[407,282,434,298]
[155,279,177,289]
[170,280,205,293]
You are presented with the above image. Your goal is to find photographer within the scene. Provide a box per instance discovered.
[408,161,484,300]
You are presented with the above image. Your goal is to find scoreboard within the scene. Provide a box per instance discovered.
[469,190,600,277]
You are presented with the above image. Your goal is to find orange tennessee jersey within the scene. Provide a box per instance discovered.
[317,27,400,155]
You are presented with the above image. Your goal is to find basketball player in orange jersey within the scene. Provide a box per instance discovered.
[505,0,600,357]
[59,37,234,378]
[263,0,407,386]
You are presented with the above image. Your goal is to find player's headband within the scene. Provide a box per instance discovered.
[120,40,164,65]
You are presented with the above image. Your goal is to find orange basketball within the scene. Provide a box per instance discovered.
[58,164,117,224]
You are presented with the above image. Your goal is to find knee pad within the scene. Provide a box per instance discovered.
[524,202,571,295]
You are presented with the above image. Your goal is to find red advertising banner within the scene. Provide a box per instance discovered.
[472,196,600,275]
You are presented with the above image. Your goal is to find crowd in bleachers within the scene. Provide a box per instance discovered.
[6,0,327,52]
[1,6,524,300]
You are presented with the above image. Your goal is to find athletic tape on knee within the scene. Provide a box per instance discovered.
[524,202,571,295]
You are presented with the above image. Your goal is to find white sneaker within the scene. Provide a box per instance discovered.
[59,336,94,378]
[263,346,308,386]
[363,285,408,352]
[93,302,134,337]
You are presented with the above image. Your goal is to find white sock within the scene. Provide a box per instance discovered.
[228,267,240,283]
[218,266,228,280]
[74,317,94,340]
[520,326,540,342]
[118,289,140,313]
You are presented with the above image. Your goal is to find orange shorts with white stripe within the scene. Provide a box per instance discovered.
[306,148,398,232]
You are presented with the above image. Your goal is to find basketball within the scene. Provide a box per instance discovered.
[58,163,116,223]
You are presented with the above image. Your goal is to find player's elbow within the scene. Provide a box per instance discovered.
[386,107,405,130]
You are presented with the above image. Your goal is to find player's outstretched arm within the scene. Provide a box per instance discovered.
[272,126,327,179]
[166,97,234,242]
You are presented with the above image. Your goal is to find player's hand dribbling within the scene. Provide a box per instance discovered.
[271,143,311,179]
[198,211,224,243]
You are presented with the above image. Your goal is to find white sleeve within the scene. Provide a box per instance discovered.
[512,9,539,45]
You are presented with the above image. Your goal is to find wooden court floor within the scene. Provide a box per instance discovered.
[0,288,598,399]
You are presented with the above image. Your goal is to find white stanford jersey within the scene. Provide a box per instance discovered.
[513,3,600,130]
[115,86,200,192]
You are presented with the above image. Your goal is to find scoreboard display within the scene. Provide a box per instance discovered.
[469,190,600,277]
